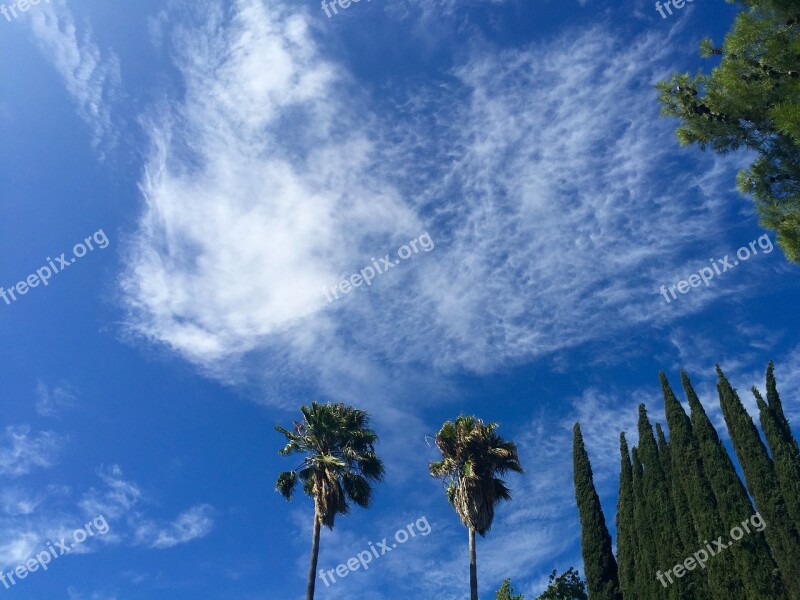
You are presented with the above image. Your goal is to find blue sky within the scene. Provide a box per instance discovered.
[1,0,798,598]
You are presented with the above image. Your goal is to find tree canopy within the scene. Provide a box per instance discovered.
[657,0,800,261]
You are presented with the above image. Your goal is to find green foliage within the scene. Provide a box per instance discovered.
[657,0,800,262]
[757,362,800,535]
[429,415,524,536]
[574,366,800,600]
[615,434,637,600]
[661,373,753,599]
[496,578,525,600]
[765,361,800,454]
[769,102,800,143]
[753,384,800,534]
[431,415,523,600]
[683,372,783,599]
[572,424,622,600]
[717,366,800,596]
[275,402,385,529]
[535,568,588,600]
[631,446,657,600]
[637,406,689,599]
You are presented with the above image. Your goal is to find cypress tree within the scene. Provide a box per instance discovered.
[657,420,716,600]
[755,362,800,534]
[572,424,622,600]
[632,445,665,600]
[661,373,750,599]
[636,406,687,600]
[716,366,800,597]
[655,422,700,570]
[655,424,670,478]
[682,372,784,599]
[616,433,637,600]
[753,386,800,534]
[765,361,799,454]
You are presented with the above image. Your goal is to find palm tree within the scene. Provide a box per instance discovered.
[275,402,385,600]
[429,415,524,600]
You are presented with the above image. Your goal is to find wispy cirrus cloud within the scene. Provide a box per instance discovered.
[135,504,214,549]
[0,464,215,570]
[26,0,121,151]
[117,1,780,399]
[0,425,63,477]
[121,0,419,380]
[67,588,119,600]
[35,380,77,417]
[78,465,144,522]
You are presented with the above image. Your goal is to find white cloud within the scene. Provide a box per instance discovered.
[0,487,47,517]
[118,2,780,401]
[26,0,121,151]
[35,380,77,417]
[136,504,214,549]
[122,0,419,379]
[0,464,215,570]
[67,587,118,600]
[0,531,39,568]
[78,465,143,522]
[0,425,63,477]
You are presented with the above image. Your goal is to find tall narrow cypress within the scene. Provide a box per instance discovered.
[655,424,669,476]
[637,406,687,600]
[661,373,749,599]
[765,361,798,455]
[682,372,784,599]
[716,366,800,597]
[753,387,800,534]
[573,424,622,600]
[655,423,697,560]
[754,363,800,534]
[655,421,711,600]
[631,446,657,600]
[616,433,637,600]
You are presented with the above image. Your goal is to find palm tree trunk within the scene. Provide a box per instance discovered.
[306,502,322,600]
[469,527,479,600]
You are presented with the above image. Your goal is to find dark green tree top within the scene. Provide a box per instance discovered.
[615,433,637,600]
[572,424,621,600]
[717,365,800,597]
[429,415,523,536]
[682,371,784,599]
[766,361,799,454]
[637,405,686,600]
[535,568,588,600]
[496,578,525,600]
[657,0,800,261]
[275,402,385,529]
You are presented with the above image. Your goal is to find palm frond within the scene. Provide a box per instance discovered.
[275,402,384,528]
[275,471,297,500]
[342,472,373,508]
[428,415,523,534]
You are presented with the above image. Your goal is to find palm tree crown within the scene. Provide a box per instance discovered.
[275,402,385,528]
[429,415,524,536]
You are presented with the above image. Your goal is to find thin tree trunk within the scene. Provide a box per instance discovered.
[469,527,478,600]
[306,502,322,600]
